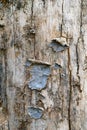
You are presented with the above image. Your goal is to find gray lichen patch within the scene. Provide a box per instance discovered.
[49,38,69,52]
[28,64,51,90]
[28,107,43,119]
[25,59,51,90]
[25,60,32,67]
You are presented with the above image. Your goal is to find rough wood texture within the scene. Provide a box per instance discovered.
[0,0,87,130]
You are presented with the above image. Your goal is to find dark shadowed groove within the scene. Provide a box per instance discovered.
[31,0,36,59]
[31,0,34,25]
[67,47,72,130]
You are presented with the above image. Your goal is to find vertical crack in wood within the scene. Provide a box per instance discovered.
[76,41,82,93]
[33,28,36,59]
[8,121,10,130]
[67,47,72,130]
[80,0,84,49]
[76,43,79,76]
[31,0,36,59]
[61,0,64,37]
[4,50,8,113]
[42,0,45,7]
[75,0,83,93]
[31,0,34,25]
[80,0,83,36]
[11,2,16,47]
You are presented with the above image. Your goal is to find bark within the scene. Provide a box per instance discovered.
[0,0,87,130]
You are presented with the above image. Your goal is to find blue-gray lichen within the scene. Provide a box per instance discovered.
[28,107,43,119]
[25,60,32,67]
[28,64,51,90]
[49,39,68,52]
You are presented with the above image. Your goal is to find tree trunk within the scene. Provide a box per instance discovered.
[0,0,87,130]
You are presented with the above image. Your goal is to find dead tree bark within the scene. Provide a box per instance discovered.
[0,0,87,130]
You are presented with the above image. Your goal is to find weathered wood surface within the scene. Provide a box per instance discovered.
[0,0,87,130]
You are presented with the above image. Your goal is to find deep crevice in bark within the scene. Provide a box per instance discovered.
[42,0,45,7]
[67,48,72,130]
[61,0,64,37]
[76,41,79,76]
[80,0,84,49]
[3,50,8,114]
[31,0,36,59]
[80,0,83,34]
[31,0,34,25]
